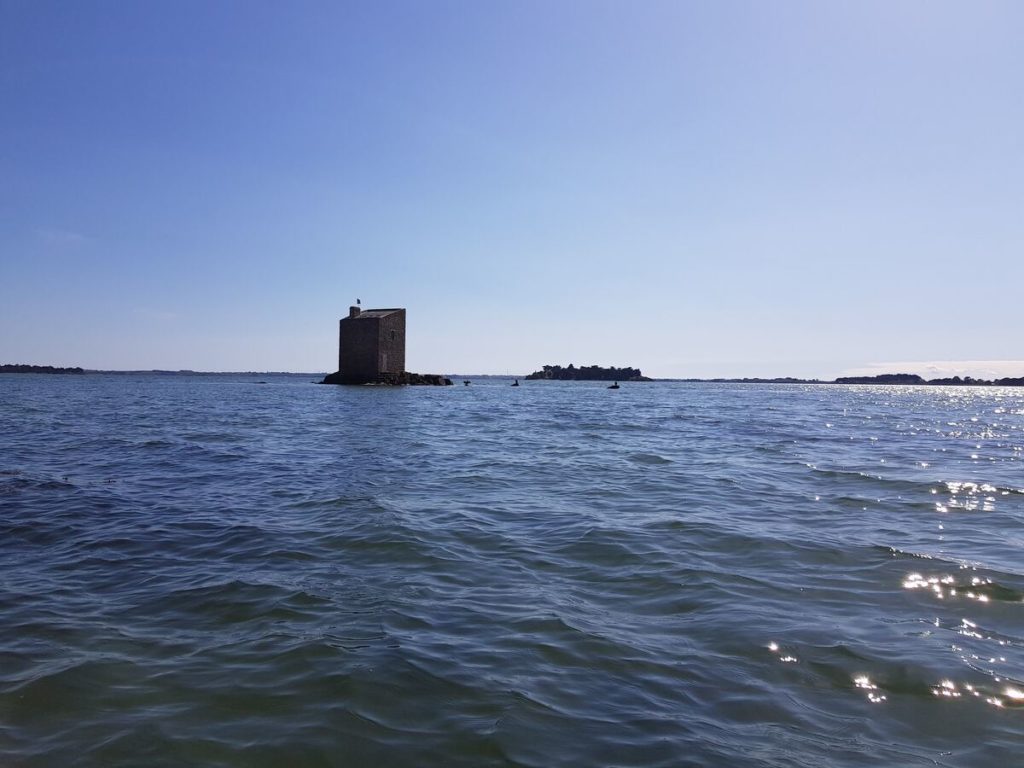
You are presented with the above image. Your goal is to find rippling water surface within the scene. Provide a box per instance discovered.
[2,374,1022,766]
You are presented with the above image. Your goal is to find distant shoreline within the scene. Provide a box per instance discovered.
[666,373,1024,387]
[4,366,1022,387]
[0,366,324,377]
[0,364,84,374]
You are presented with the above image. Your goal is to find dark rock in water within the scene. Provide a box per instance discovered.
[320,370,452,386]
[404,372,453,386]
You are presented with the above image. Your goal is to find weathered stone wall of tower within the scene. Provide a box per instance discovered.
[377,310,406,375]
[338,315,380,381]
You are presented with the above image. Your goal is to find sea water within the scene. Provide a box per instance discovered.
[1,374,1022,766]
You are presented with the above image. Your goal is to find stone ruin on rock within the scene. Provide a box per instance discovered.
[320,306,451,386]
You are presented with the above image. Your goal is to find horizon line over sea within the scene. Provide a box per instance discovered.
[5,357,1024,382]
[6,368,1024,389]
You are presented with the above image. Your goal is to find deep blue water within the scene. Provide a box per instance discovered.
[1,374,1022,767]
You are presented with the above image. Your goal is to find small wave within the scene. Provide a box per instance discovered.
[901,571,1024,604]
[764,637,1020,712]
[628,453,673,465]
[807,466,934,494]
[0,475,76,496]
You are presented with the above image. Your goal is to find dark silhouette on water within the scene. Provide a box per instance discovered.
[320,306,451,386]
[527,363,650,382]
[608,382,620,389]
[1,364,84,374]
[833,373,1024,386]
[512,379,519,387]
[674,373,1024,387]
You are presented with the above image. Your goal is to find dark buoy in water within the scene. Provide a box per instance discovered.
[608,381,620,389]
[463,380,471,386]
[512,379,520,387]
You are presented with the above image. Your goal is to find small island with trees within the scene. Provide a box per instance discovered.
[677,373,1024,387]
[525,364,651,382]
[1,364,84,374]
[832,373,1024,386]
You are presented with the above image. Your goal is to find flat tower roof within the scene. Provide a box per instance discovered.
[349,308,403,318]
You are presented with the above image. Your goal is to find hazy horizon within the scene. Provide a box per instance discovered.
[3,2,1022,378]
[6,358,1024,382]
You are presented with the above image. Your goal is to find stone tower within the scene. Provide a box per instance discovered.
[336,306,406,384]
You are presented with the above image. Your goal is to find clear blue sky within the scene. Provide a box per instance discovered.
[2,1,1022,377]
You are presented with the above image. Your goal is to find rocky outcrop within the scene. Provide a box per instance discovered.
[320,370,452,386]
[525,364,651,382]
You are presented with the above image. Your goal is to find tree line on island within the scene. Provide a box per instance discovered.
[525,364,651,381]
[679,373,1024,386]
[833,373,1024,386]
[1,364,84,374]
